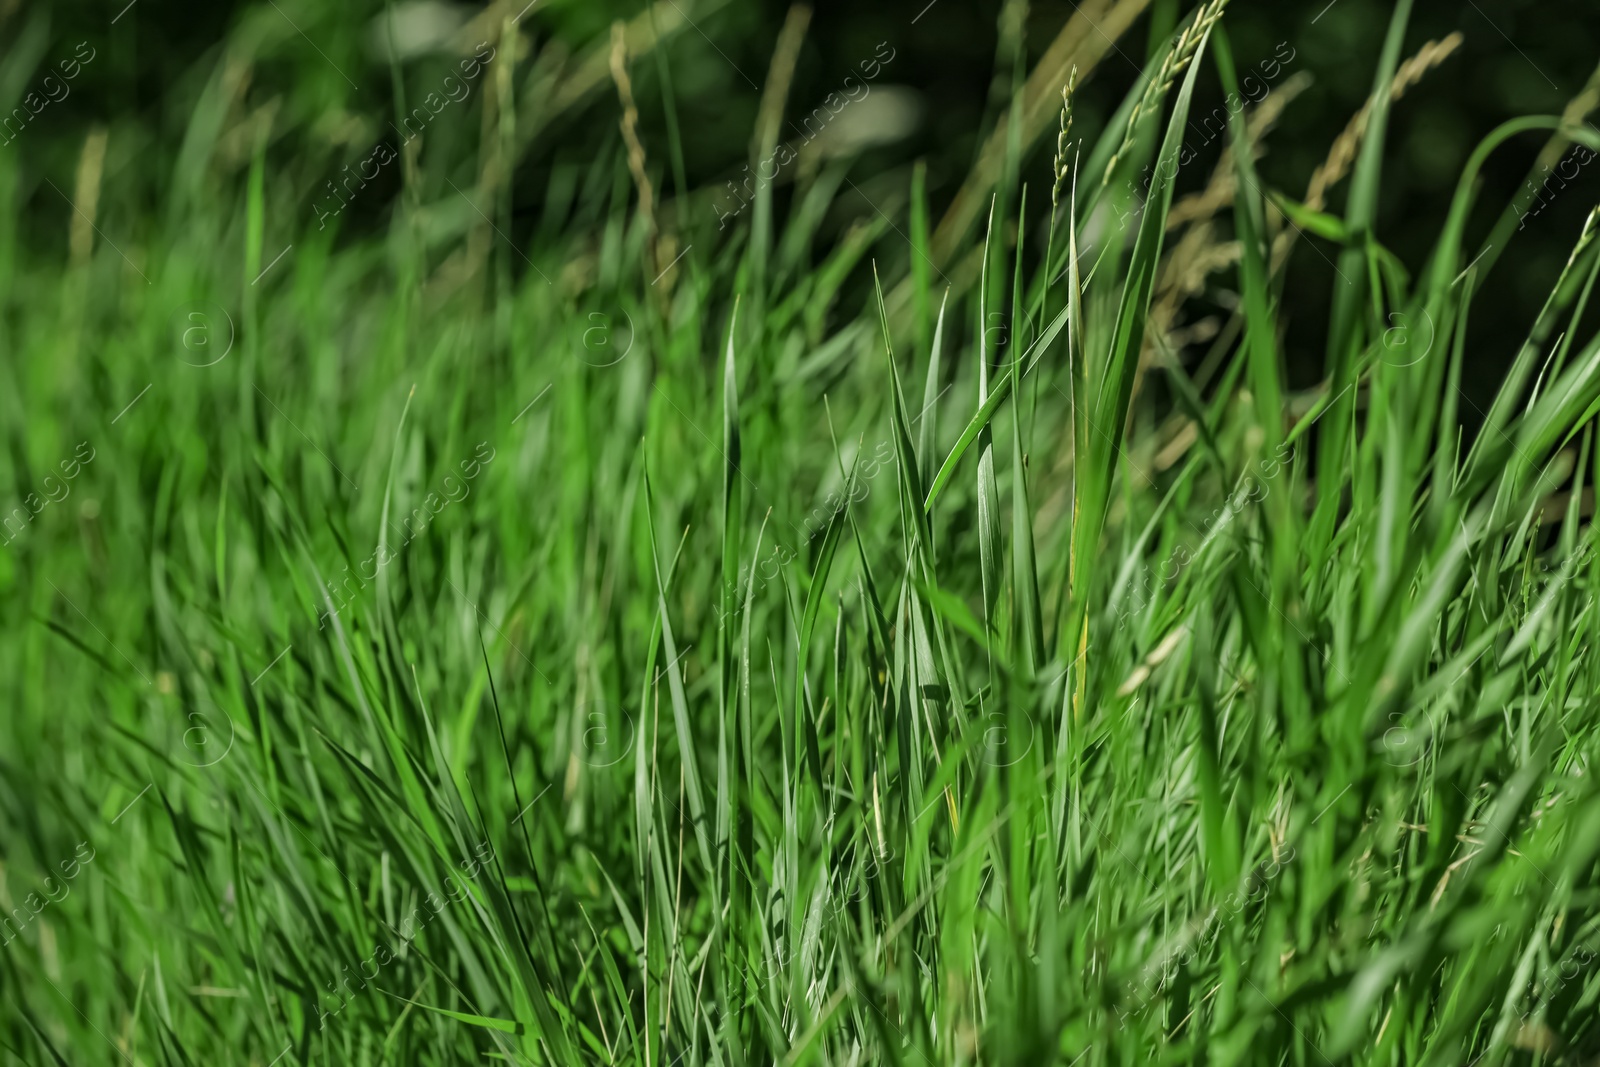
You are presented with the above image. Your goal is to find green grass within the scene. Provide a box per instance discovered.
[7,2,1600,1065]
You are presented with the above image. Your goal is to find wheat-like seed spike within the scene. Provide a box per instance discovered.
[1303,33,1464,213]
[1052,66,1078,211]
[1100,0,1230,189]
[1269,33,1463,272]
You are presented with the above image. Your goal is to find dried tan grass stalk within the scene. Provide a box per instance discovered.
[70,127,109,268]
[752,4,812,165]
[609,22,659,285]
[1300,32,1464,215]
[1264,32,1462,274]
[929,0,1151,266]
[1144,71,1310,371]
[1165,70,1312,232]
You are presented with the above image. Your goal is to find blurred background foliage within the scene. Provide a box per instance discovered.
[0,0,1593,407]
[5,0,1599,416]
[6,2,1600,1063]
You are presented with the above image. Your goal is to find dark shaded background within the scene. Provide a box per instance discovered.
[12,0,1600,400]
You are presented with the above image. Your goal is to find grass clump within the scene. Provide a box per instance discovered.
[6,3,1600,1066]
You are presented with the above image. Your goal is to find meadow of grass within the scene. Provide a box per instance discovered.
[6,1,1600,1064]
